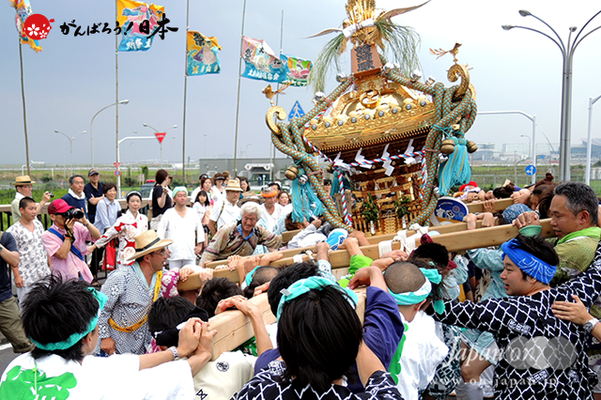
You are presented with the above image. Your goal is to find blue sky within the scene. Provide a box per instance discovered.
[2,0,601,168]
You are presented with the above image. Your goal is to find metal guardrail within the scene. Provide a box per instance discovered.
[0,199,150,232]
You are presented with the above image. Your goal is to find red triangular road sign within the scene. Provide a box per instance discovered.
[155,132,166,144]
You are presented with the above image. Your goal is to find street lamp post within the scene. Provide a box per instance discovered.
[503,9,601,181]
[520,134,532,162]
[89,99,129,168]
[142,123,178,168]
[117,136,156,194]
[586,95,601,185]
[243,144,252,158]
[53,129,86,176]
[478,110,537,185]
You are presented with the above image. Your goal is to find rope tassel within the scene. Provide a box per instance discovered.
[438,136,471,195]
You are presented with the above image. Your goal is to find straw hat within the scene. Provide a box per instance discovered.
[125,230,173,263]
[237,192,264,207]
[13,175,35,186]
[225,179,243,192]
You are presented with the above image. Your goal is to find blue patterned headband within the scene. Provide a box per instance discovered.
[31,287,108,351]
[277,276,358,320]
[501,238,557,284]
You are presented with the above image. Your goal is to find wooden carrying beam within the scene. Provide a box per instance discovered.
[207,288,367,360]
[208,293,275,360]
[281,230,300,243]
[466,198,513,214]
[278,198,508,242]
[204,219,495,270]
[208,219,554,274]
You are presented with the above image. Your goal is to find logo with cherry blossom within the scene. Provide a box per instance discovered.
[23,14,54,40]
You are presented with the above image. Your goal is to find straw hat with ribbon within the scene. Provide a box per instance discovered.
[13,175,35,186]
[125,230,173,263]
[225,179,243,192]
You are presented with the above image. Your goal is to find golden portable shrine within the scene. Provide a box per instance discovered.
[265,0,478,236]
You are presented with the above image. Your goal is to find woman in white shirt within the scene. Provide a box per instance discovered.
[95,191,149,267]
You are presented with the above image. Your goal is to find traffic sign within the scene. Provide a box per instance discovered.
[114,170,121,177]
[288,101,305,121]
[525,165,537,176]
[155,132,166,144]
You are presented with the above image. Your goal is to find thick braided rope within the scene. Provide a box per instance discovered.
[273,78,355,232]
[384,69,477,225]
[336,169,352,225]
[301,135,333,163]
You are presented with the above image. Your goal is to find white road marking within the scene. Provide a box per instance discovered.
[0,343,12,351]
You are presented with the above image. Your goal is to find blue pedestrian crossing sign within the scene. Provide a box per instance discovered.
[289,101,305,121]
[525,165,537,176]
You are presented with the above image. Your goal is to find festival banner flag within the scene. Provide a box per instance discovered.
[281,54,312,87]
[241,37,286,83]
[116,0,164,52]
[187,31,221,76]
[9,0,42,52]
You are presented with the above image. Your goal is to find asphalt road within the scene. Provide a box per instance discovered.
[0,342,19,377]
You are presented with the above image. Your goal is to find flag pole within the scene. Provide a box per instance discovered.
[18,40,31,176]
[115,0,122,197]
[182,0,190,186]
[270,10,284,183]
[232,0,248,177]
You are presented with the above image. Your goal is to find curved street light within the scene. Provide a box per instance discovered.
[586,95,601,185]
[53,129,86,176]
[89,99,129,167]
[478,110,537,185]
[503,9,601,181]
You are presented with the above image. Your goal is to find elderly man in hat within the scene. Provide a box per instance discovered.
[208,179,243,235]
[41,199,100,283]
[98,230,173,356]
[200,202,282,265]
[10,175,52,224]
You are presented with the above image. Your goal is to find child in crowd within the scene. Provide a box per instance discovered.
[193,190,211,245]
[94,191,149,268]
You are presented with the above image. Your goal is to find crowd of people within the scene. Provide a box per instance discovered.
[2,169,601,400]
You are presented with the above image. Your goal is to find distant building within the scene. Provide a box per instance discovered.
[197,157,292,184]
[571,139,601,160]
